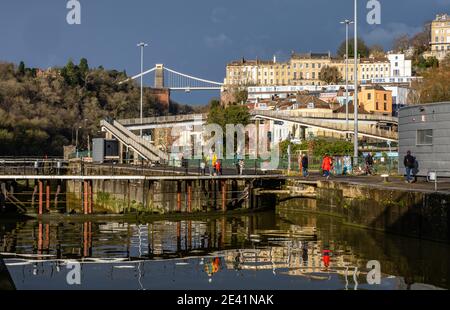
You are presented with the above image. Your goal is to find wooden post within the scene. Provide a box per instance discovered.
[89,181,93,214]
[177,181,182,212]
[46,181,50,212]
[83,181,88,215]
[221,181,227,212]
[187,181,192,213]
[38,181,43,215]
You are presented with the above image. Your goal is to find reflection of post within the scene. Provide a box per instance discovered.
[83,222,90,257]
[37,222,43,255]
[46,181,50,212]
[176,222,181,252]
[187,181,192,213]
[221,218,225,247]
[177,181,182,212]
[44,224,50,250]
[188,221,192,250]
[38,180,43,215]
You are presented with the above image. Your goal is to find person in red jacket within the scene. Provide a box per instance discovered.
[322,154,333,179]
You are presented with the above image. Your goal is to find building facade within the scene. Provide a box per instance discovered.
[429,13,450,60]
[358,86,393,115]
[224,52,408,88]
[399,102,450,177]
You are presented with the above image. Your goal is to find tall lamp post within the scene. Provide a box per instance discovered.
[340,19,354,134]
[353,0,359,167]
[137,42,148,138]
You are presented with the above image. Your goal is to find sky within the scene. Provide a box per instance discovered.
[0,0,449,105]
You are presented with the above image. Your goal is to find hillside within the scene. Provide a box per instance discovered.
[0,59,193,156]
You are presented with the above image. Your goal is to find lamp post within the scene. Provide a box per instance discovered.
[353,0,359,167]
[137,42,148,138]
[340,19,354,134]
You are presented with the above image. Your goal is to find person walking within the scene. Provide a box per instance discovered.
[239,159,245,176]
[301,155,309,177]
[322,154,333,179]
[215,159,222,176]
[404,151,416,183]
[365,153,374,175]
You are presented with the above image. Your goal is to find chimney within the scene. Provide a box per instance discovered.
[273,55,277,64]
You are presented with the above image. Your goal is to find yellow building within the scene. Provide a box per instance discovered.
[225,53,391,87]
[430,13,450,60]
[358,86,392,115]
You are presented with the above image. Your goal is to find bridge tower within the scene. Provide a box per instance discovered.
[155,64,164,88]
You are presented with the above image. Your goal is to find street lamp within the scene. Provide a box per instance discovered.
[137,42,148,138]
[353,0,359,167]
[340,19,354,134]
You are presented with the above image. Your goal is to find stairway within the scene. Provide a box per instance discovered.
[100,119,168,162]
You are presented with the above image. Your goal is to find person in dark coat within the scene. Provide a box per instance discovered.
[301,155,309,177]
[403,150,416,183]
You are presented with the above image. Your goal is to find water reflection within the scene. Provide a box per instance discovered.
[0,211,448,290]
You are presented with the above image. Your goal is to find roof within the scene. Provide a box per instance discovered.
[333,102,370,114]
[296,95,332,109]
[291,52,331,60]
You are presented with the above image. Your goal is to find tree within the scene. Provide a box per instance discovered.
[392,34,410,53]
[337,38,370,58]
[234,89,248,104]
[17,61,26,77]
[79,58,89,82]
[369,45,385,58]
[409,58,450,104]
[320,66,342,84]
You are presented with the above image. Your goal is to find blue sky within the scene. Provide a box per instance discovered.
[0,0,449,105]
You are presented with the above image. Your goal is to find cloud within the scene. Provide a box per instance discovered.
[211,7,228,24]
[204,33,232,48]
[435,0,450,6]
[362,22,423,48]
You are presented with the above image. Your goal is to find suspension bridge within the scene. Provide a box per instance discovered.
[119,64,224,91]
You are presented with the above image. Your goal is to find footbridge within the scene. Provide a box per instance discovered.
[252,110,398,143]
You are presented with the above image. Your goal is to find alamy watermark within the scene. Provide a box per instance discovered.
[66,0,81,25]
[366,0,381,25]
[66,261,81,285]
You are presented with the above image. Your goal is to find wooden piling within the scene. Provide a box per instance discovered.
[221,181,227,212]
[177,181,182,212]
[38,181,43,215]
[46,181,50,211]
[83,181,88,215]
[187,181,192,213]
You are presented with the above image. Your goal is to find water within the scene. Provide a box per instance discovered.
[0,209,449,290]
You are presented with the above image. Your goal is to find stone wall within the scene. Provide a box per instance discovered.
[278,180,450,242]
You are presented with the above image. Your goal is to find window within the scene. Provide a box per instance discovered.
[376,102,379,110]
[384,102,387,110]
[417,129,433,146]
[384,94,387,100]
[368,93,372,100]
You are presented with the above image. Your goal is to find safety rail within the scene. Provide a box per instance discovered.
[426,171,450,192]
[118,114,207,126]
